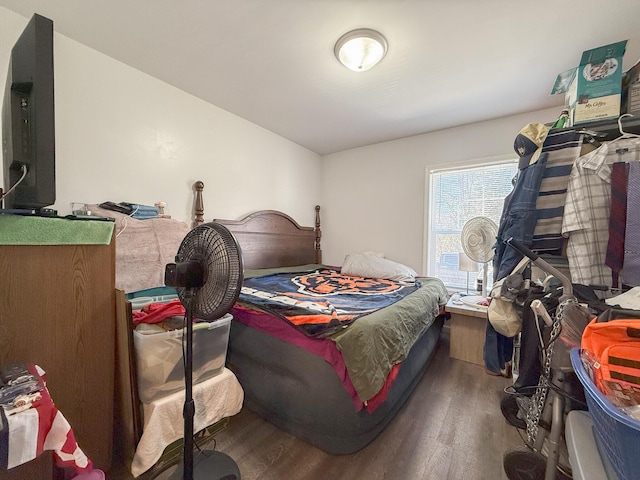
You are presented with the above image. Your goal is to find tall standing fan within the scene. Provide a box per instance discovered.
[461,216,498,296]
[164,222,244,480]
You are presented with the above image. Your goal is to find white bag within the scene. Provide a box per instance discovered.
[488,258,529,337]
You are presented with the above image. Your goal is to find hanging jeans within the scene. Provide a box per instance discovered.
[493,155,548,281]
[486,156,548,374]
[483,322,514,375]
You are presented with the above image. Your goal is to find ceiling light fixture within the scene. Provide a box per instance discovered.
[334,28,388,72]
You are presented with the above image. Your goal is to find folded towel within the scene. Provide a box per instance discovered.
[0,216,114,245]
[125,204,158,214]
[132,207,158,214]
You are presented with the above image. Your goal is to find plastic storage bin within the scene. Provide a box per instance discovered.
[570,348,640,480]
[129,294,179,310]
[127,286,179,310]
[134,313,232,403]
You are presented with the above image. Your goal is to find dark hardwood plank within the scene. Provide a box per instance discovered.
[111,332,523,480]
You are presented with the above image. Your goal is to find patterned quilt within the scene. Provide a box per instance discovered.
[239,268,421,337]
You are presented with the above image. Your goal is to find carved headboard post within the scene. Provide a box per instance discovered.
[194,181,205,228]
[315,205,322,264]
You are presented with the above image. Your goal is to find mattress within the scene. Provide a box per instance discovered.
[227,314,444,454]
[226,266,449,453]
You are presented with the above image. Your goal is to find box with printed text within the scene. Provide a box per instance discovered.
[552,40,627,125]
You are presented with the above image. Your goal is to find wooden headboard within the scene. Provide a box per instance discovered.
[193,181,322,269]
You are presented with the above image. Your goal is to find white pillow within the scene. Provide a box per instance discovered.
[361,250,385,258]
[341,253,418,282]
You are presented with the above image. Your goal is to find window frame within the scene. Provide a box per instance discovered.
[422,154,518,290]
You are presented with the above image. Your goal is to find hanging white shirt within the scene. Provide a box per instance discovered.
[562,143,613,293]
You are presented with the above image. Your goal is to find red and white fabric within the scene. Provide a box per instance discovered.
[0,364,96,475]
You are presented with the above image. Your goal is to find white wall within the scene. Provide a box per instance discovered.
[320,106,562,272]
[1,8,566,274]
[0,8,322,227]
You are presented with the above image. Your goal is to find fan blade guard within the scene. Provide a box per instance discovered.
[173,222,244,320]
[461,216,498,264]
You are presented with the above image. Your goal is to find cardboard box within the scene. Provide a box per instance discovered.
[623,60,640,115]
[552,40,627,125]
[626,84,640,116]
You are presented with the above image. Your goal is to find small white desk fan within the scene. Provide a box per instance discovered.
[461,216,498,297]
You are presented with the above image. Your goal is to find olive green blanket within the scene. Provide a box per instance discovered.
[243,265,449,402]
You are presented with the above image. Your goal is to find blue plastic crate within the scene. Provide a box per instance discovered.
[571,348,640,480]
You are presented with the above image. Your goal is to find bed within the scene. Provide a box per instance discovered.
[208,197,449,454]
[110,182,449,465]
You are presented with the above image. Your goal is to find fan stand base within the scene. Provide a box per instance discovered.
[161,450,241,480]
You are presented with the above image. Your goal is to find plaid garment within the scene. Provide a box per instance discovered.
[562,143,612,292]
[562,139,640,293]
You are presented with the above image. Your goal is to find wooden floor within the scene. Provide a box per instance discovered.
[112,331,524,480]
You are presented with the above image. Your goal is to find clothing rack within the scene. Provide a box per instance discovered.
[554,113,640,143]
[486,114,640,384]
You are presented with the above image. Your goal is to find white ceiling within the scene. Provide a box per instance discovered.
[2,0,640,155]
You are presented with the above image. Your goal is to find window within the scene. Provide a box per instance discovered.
[427,160,518,291]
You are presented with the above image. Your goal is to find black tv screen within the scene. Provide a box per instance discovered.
[1,13,55,211]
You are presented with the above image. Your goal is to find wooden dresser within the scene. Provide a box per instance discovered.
[0,217,115,476]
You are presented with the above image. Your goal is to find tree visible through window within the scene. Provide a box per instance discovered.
[428,161,517,291]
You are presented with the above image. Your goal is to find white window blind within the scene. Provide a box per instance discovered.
[428,161,517,290]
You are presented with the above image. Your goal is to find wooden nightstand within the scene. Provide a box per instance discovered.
[445,297,488,366]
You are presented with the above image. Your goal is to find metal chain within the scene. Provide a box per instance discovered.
[525,297,575,446]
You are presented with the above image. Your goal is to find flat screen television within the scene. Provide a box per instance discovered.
[1,13,55,212]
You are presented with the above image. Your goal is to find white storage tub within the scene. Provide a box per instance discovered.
[133,313,232,403]
[129,294,179,311]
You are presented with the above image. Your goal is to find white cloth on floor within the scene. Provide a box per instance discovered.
[130,368,243,477]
